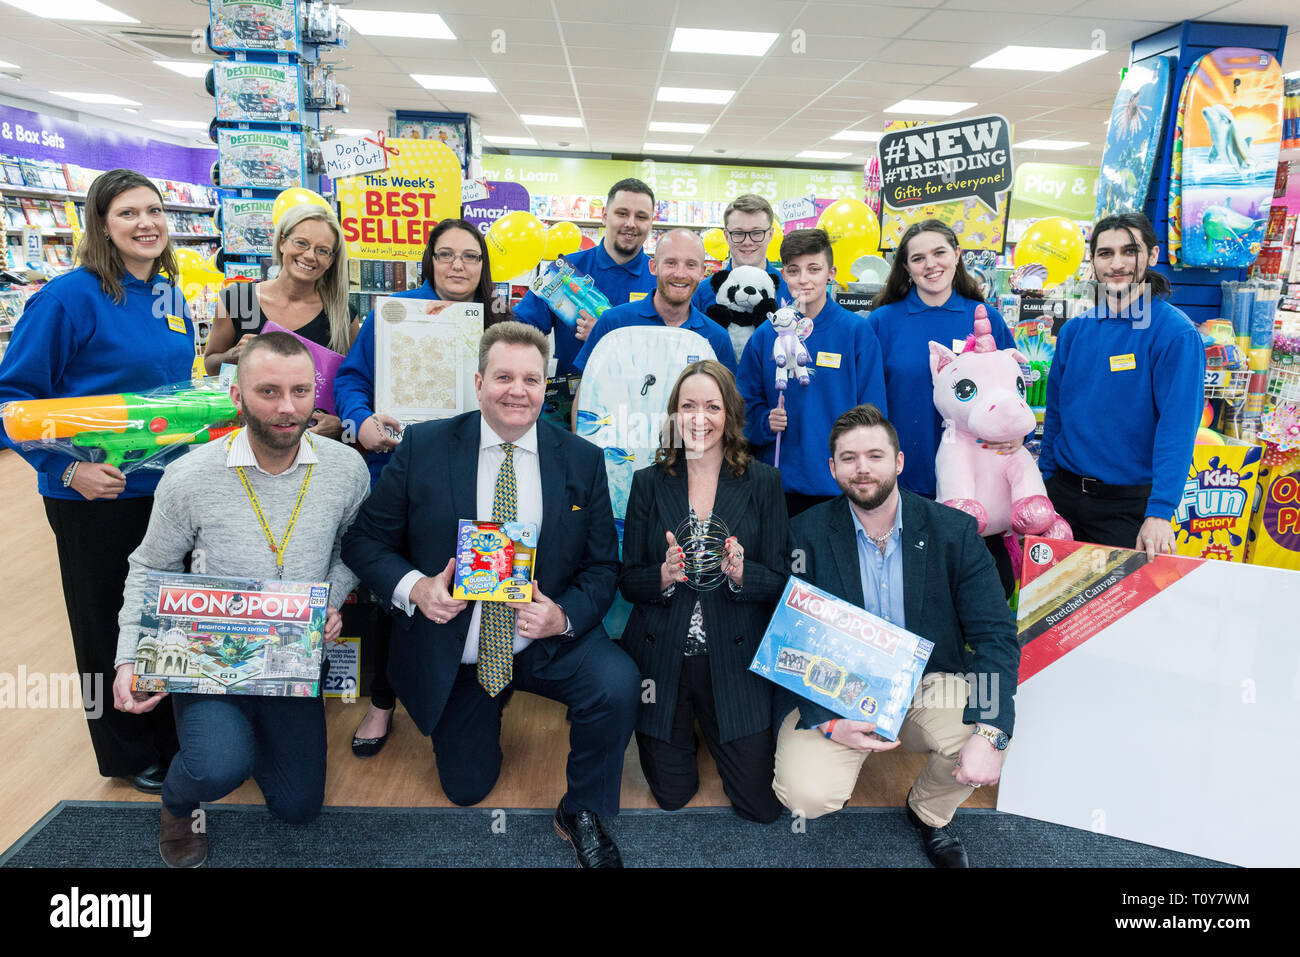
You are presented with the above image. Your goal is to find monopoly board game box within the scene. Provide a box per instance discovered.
[749,577,934,740]
[131,573,329,697]
[451,519,538,603]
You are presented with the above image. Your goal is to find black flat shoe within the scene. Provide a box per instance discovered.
[906,800,969,868]
[553,801,623,868]
[351,709,392,758]
[125,762,166,795]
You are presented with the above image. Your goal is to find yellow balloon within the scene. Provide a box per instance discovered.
[1016,217,1085,288]
[816,198,879,256]
[485,211,547,282]
[766,222,784,263]
[271,187,331,227]
[831,238,877,284]
[701,227,729,261]
[543,221,583,260]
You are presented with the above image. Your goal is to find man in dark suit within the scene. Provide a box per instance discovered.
[341,321,640,868]
[772,404,1019,868]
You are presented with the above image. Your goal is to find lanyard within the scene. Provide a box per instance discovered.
[229,430,315,579]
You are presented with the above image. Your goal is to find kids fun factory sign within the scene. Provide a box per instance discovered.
[1173,443,1262,561]
[336,139,463,260]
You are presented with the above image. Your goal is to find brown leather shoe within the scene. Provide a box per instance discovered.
[159,807,207,868]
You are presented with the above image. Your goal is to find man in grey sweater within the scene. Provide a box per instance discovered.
[112,332,370,867]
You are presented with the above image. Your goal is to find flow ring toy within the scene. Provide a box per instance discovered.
[675,514,731,592]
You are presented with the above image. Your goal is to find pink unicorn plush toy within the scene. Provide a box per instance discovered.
[929,305,1072,544]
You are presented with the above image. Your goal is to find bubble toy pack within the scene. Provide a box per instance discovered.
[452,519,539,603]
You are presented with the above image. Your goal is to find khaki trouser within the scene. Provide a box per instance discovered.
[773,673,1002,825]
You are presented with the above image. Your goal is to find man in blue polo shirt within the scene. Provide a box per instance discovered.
[514,178,657,377]
[570,231,736,425]
[1039,211,1203,558]
[738,228,888,517]
[692,193,791,315]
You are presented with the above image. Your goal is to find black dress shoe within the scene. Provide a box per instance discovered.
[553,801,623,868]
[906,801,969,868]
[351,710,392,758]
[125,763,167,795]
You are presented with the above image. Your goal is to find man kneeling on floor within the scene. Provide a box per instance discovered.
[772,404,1019,867]
[113,332,371,867]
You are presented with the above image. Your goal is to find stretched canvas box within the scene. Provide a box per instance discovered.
[749,577,934,741]
[131,572,329,697]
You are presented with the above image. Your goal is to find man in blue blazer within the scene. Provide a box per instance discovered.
[772,404,1020,868]
[341,322,640,868]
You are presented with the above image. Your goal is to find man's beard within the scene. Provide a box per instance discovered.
[843,471,897,512]
[243,409,309,451]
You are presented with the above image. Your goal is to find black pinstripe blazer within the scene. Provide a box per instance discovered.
[618,459,789,743]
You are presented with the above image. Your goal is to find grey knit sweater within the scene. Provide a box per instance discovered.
[116,433,371,667]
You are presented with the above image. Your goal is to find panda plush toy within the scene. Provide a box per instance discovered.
[705,264,779,362]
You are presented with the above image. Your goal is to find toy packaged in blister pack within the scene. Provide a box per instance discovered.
[214,61,302,124]
[530,258,611,330]
[218,130,304,190]
[749,577,934,740]
[452,519,538,603]
[132,573,328,697]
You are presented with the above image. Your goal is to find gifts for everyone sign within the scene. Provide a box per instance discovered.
[336,139,462,260]
[877,114,1013,213]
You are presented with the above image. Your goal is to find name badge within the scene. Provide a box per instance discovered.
[1109,353,1136,372]
[165,314,187,334]
[628,291,648,302]
[816,351,842,369]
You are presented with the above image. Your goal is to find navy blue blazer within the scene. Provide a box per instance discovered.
[340,411,620,735]
[618,459,788,744]
[782,490,1020,737]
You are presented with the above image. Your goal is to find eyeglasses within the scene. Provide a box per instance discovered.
[286,237,335,259]
[433,250,483,265]
[726,228,771,243]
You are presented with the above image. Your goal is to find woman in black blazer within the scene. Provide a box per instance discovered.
[620,360,788,823]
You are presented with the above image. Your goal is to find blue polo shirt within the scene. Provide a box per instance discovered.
[738,297,887,496]
[1039,295,1204,520]
[868,287,1013,498]
[513,243,655,377]
[572,294,738,375]
[692,260,791,313]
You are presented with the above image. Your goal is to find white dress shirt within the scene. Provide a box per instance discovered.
[224,426,319,474]
[393,420,543,663]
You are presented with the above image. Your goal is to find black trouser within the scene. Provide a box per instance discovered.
[984,533,1016,598]
[1045,471,1150,549]
[43,496,178,778]
[635,655,782,824]
[369,604,396,710]
[785,491,834,518]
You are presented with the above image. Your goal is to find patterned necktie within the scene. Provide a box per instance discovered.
[478,443,517,696]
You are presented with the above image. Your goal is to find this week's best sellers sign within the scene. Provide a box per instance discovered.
[336,139,463,260]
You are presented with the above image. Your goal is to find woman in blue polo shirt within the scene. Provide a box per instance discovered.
[333,217,504,758]
[868,220,1017,590]
[0,168,194,792]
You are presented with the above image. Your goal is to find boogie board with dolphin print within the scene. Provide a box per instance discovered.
[1170,48,1283,269]
[1096,56,1173,219]
[574,325,717,637]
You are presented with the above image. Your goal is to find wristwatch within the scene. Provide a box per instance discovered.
[973,725,1009,751]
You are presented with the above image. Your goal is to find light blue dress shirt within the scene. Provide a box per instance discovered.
[850,496,906,630]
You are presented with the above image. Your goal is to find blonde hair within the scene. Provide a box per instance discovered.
[272,204,352,354]
[75,169,179,304]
